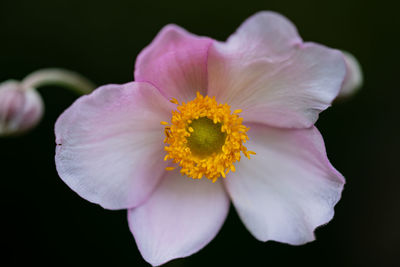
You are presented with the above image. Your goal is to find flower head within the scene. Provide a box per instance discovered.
[162,92,254,181]
[0,80,43,136]
[55,11,357,266]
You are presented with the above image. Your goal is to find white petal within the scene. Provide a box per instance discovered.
[55,82,175,210]
[208,42,346,128]
[222,11,302,61]
[224,124,344,244]
[128,172,229,266]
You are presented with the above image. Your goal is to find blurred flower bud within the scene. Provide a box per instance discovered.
[0,80,44,136]
[0,68,95,137]
[338,51,363,98]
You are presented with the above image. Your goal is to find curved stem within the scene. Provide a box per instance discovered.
[21,68,96,95]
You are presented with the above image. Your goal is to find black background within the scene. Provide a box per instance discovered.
[1,0,399,266]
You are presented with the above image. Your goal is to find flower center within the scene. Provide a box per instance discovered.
[187,117,226,158]
[161,92,255,182]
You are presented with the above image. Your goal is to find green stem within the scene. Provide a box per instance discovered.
[21,68,96,95]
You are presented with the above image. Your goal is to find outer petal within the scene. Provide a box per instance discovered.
[208,42,346,128]
[55,82,175,210]
[135,24,213,103]
[128,171,230,266]
[224,124,344,244]
[208,11,346,128]
[220,11,302,61]
[339,51,363,98]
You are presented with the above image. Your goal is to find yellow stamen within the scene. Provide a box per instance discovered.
[230,164,236,172]
[160,121,169,125]
[162,92,254,182]
[165,167,176,171]
[170,98,179,105]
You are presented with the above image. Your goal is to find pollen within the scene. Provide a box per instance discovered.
[162,92,255,182]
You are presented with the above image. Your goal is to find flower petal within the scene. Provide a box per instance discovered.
[224,124,344,244]
[208,42,346,128]
[135,24,213,103]
[55,82,175,210]
[221,11,302,61]
[339,51,363,98]
[128,171,229,266]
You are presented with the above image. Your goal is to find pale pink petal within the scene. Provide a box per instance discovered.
[224,124,344,244]
[135,24,213,103]
[339,51,363,98]
[128,171,229,266]
[221,11,302,61]
[55,82,175,210]
[208,42,346,128]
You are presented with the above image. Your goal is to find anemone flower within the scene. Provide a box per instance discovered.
[55,11,359,266]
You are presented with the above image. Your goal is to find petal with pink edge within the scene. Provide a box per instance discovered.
[128,171,229,266]
[208,42,346,128]
[55,82,175,210]
[224,124,344,244]
[222,11,302,62]
[135,24,213,103]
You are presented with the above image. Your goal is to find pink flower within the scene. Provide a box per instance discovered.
[55,11,356,266]
[0,80,43,136]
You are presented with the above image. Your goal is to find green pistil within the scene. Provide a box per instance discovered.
[187,117,227,158]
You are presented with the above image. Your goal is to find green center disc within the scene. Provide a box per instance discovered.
[187,117,227,158]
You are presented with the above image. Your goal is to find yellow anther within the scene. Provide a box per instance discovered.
[160,121,169,125]
[165,167,176,171]
[170,98,179,105]
[233,109,242,114]
[230,164,236,172]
